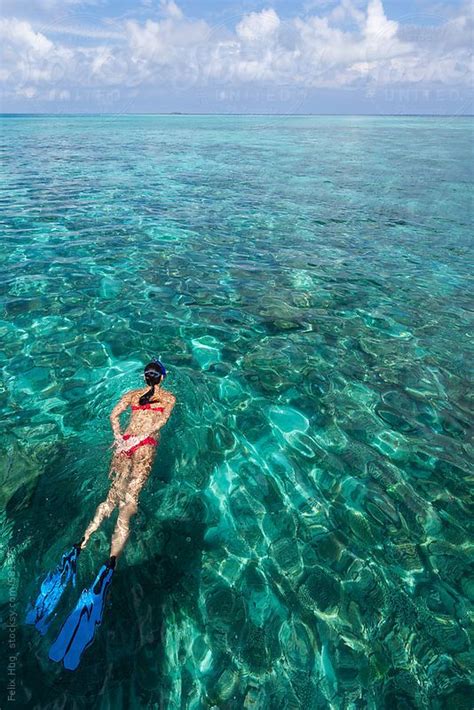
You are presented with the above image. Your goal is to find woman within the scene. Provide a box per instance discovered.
[82,358,176,562]
[26,358,176,671]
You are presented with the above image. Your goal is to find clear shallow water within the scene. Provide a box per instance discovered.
[0,115,473,708]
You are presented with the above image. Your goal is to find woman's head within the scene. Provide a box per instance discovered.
[139,358,166,405]
[144,358,166,385]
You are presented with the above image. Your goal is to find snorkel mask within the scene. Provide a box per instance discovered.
[150,357,166,379]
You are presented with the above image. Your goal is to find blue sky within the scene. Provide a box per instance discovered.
[0,0,472,113]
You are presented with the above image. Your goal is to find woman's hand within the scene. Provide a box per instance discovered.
[113,434,142,455]
[111,434,127,454]
[110,433,120,448]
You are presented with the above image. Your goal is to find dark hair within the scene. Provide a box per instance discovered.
[139,359,166,405]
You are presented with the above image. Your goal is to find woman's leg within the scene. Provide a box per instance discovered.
[110,446,154,559]
[81,452,132,548]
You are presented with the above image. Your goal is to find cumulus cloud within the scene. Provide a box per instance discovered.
[0,0,472,104]
[364,0,397,41]
[236,8,281,42]
[0,17,54,56]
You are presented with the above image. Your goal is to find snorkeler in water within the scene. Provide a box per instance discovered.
[26,358,176,670]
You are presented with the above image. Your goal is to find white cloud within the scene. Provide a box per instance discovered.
[236,8,281,43]
[40,23,125,40]
[0,18,53,56]
[0,0,472,103]
[125,15,209,64]
[160,0,183,20]
[364,0,397,41]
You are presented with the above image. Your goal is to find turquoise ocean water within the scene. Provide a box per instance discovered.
[0,115,472,708]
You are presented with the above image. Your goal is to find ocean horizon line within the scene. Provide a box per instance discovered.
[1,111,473,118]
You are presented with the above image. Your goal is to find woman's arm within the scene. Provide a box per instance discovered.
[154,394,176,433]
[110,392,133,439]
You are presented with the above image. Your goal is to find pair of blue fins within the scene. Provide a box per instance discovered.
[25,542,115,671]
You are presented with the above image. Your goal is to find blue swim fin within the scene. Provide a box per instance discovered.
[25,543,82,635]
[49,559,115,671]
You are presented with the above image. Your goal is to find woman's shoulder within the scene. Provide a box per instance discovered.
[126,388,147,401]
[127,387,146,396]
[125,387,175,404]
[160,388,176,404]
